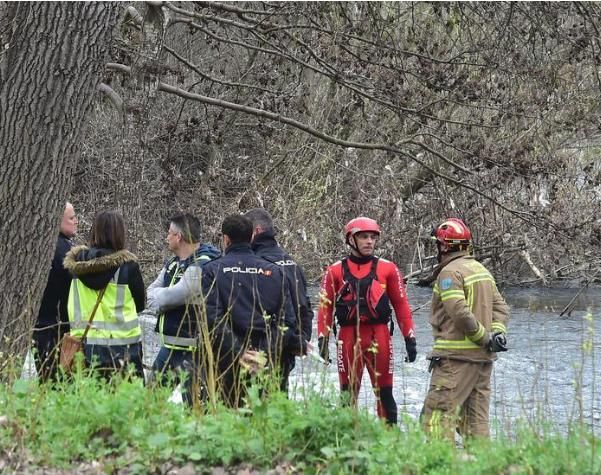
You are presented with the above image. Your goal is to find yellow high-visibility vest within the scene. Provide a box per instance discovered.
[68,267,141,346]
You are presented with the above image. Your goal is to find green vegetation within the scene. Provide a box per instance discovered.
[0,369,599,474]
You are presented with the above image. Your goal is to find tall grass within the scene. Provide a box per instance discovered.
[0,367,599,474]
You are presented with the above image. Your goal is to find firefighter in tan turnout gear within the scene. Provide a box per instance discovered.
[422,218,509,440]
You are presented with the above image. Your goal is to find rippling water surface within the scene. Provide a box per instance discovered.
[289,285,601,436]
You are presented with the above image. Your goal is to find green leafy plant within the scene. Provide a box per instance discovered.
[0,370,599,473]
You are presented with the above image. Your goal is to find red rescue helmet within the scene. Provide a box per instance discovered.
[344,217,381,244]
[433,218,472,252]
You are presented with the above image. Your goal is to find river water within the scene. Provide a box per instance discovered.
[288,285,601,437]
[23,285,601,436]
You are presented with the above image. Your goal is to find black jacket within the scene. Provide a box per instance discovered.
[201,243,300,357]
[63,245,145,313]
[251,231,313,341]
[36,233,73,329]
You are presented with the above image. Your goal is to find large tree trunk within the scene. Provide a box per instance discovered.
[0,2,120,365]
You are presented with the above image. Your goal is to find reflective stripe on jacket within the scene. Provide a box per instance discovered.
[68,266,141,346]
[158,264,197,351]
[154,244,220,351]
[428,251,509,362]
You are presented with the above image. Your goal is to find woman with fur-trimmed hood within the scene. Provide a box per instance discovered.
[64,210,145,380]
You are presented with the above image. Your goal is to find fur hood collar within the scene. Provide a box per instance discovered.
[64,245,137,276]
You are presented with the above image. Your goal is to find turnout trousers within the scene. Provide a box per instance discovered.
[422,358,493,439]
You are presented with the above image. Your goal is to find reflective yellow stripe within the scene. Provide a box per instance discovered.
[440,290,465,301]
[86,336,141,346]
[163,343,196,352]
[70,319,140,332]
[68,279,84,337]
[159,267,195,351]
[491,322,507,334]
[467,322,486,342]
[433,337,480,350]
[466,285,474,311]
[159,313,166,345]
[463,274,494,311]
[158,317,195,350]
[464,272,493,285]
[68,275,140,340]
[429,410,442,438]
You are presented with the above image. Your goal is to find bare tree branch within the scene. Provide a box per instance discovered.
[164,44,279,94]
[98,82,124,112]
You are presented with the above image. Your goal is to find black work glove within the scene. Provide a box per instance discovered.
[404,336,417,363]
[488,332,508,352]
[318,336,331,363]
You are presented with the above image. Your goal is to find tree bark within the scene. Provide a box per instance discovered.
[0,2,120,364]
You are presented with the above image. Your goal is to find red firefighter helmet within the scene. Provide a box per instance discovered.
[344,217,381,243]
[433,218,472,251]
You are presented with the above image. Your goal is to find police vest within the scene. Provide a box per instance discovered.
[334,257,392,326]
[158,260,198,351]
[68,267,141,346]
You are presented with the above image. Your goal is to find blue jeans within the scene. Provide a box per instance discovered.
[84,342,144,381]
[151,346,200,406]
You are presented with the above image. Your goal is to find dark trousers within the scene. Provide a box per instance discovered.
[32,325,67,383]
[279,354,295,395]
[84,342,144,381]
[151,346,200,406]
[218,332,287,408]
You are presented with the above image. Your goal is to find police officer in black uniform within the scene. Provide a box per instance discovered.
[201,214,303,407]
[244,207,312,393]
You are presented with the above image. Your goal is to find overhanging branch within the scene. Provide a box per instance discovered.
[98,82,124,112]
[106,61,543,226]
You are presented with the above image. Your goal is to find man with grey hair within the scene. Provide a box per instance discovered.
[33,202,78,382]
[244,207,312,393]
[147,213,220,405]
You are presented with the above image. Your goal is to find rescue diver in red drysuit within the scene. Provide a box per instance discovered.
[317,217,417,424]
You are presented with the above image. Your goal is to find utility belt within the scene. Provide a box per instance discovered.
[335,308,391,327]
[332,315,395,336]
[426,355,493,371]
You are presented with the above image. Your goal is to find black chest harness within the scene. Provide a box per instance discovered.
[334,257,392,328]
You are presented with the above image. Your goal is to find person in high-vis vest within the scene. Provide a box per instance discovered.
[63,210,145,380]
[422,218,509,440]
[146,213,220,405]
